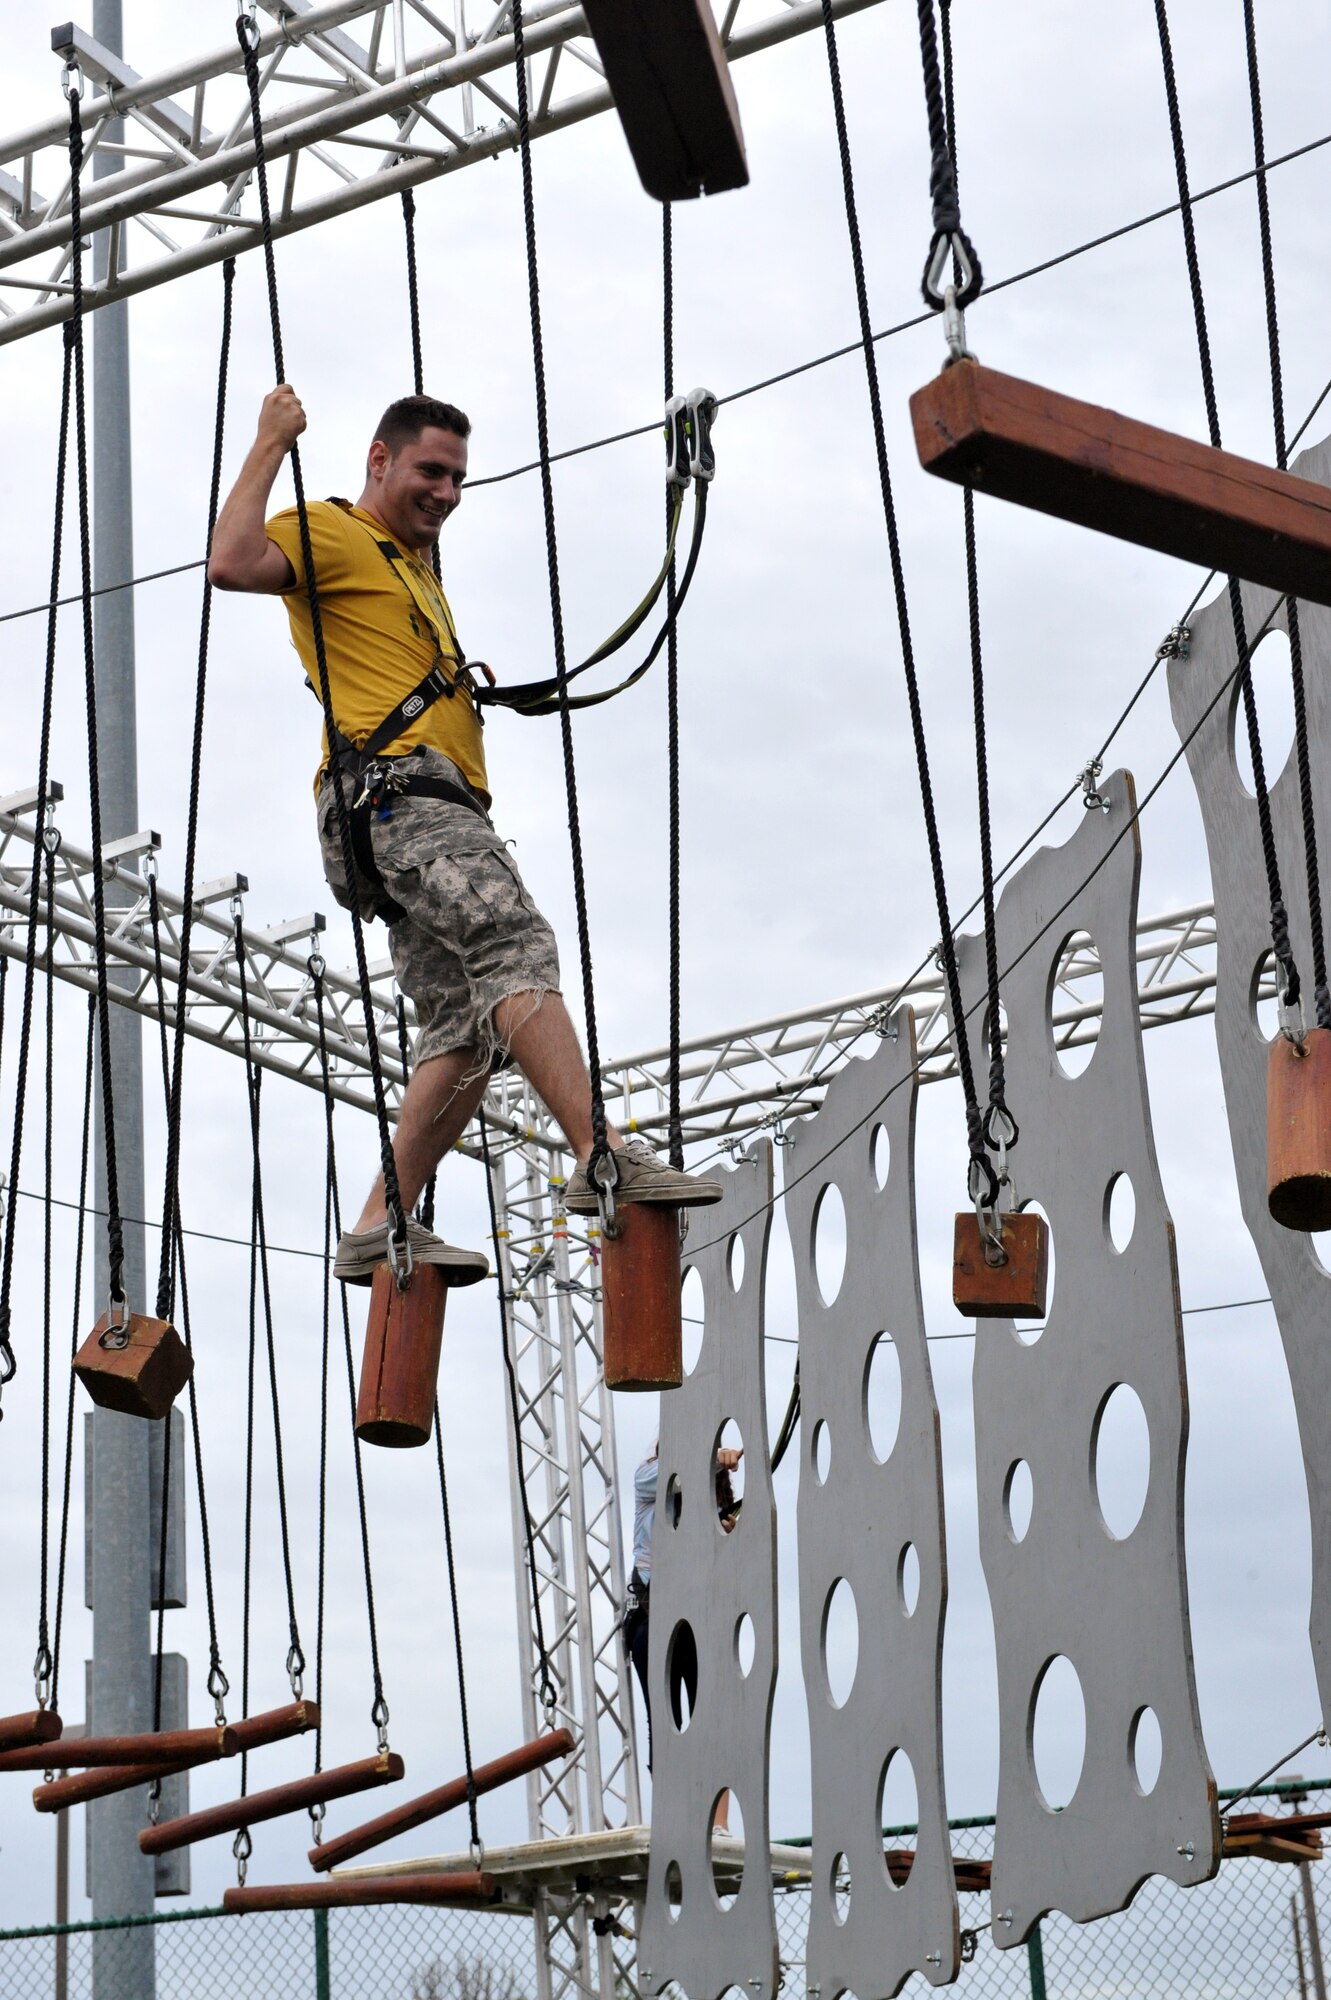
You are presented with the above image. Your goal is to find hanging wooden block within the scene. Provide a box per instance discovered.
[31,1705,318,1813]
[577,0,748,203]
[600,1201,683,1391]
[1268,1027,1331,1230]
[139,1751,405,1855]
[952,1210,1049,1319]
[222,1870,495,1914]
[910,360,1331,608]
[308,1726,574,1872]
[0,1710,61,1754]
[227,1700,320,1754]
[355,1265,447,1448]
[73,1308,192,1421]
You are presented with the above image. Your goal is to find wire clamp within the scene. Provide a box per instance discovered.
[1155,622,1191,663]
[1078,755,1109,814]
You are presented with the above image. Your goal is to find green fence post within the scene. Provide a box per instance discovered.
[314,1907,331,2000]
[1027,1920,1047,2000]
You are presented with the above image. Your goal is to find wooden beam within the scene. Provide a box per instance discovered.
[139,1752,404,1855]
[309,1729,575,1873]
[0,1725,235,1772]
[577,0,748,203]
[222,1870,495,1913]
[910,360,1331,608]
[0,1710,62,1754]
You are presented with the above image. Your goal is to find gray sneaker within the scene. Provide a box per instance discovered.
[334,1216,490,1288]
[564,1136,723,1215]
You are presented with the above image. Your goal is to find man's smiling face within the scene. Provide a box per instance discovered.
[365,423,469,551]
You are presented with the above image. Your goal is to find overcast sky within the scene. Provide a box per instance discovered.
[2,0,1330,1939]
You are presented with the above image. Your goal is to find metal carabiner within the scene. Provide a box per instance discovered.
[98,1294,133,1352]
[62,60,85,102]
[386,1216,415,1288]
[1276,955,1307,1047]
[593,1147,622,1240]
[684,387,719,483]
[968,1155,1008,1270]
[664,395,691,490]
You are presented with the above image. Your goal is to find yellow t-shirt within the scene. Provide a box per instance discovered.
[266,498,489,803]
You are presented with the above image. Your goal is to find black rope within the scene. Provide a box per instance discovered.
[67,83,126,1304]
[509,0,610,1184]
[312,963,391,1756]
[478,1110,559,1717]
[0,314,72,1413]
[50,996,95,1714]
[818,0,994,1206]
[1241,0,1329,1030]
[144,871,178,1816]
[234,912,305,1701]
[664,205,684,1173]
[235,14,408,1256]
[157,258,235,1319]
[313,997,331,1806]
[400,186,443,586]
[915,0,981,309]
[34,834,57,1704]
[1152,0,1297,1015]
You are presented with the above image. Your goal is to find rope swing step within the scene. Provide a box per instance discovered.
[577,0,748,202]
[307,1728,574,1874]
[910,360,1331,610]
[30,1707,316,1813]
[0,1711,63,1755]
[138,1751,404,1858]
[222,1871,496,1915]
[0,1724,238,1775]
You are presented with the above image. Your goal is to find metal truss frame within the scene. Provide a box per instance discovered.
[0,0,882,346]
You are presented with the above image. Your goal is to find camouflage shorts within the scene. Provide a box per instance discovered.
[317,747,561,1069]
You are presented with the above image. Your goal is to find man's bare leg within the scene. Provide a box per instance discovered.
[353,1047,488,1233]
[493,990,621,1164]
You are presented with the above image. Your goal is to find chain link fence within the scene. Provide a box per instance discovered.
[3,1779,1325,1999]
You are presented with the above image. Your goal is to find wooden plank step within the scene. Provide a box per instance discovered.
[910,359,1331,607]
[578,0,748,203]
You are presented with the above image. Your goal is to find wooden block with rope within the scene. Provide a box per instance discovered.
[73,1306,192,1420]
[577,0,748,203]
[600,1202,685,1392]
[952,1208,1049,1319]
[1268,1028,1331,1230]
[910,359,1331,609]
[355,1261,448,1448]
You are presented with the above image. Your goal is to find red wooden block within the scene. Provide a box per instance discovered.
[578,0,748,202]
[911,359,1331,607]
[953,1210,1049,1320]
[355,1264,447,1448]
[601,1202,684,1392]
[73,1309,192,1421]
[1268,1026,1331,1230]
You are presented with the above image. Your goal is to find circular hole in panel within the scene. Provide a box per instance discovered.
[710,1790,743,1910]
[897,1542,921,1617]
[681,1264,705,1375]
[811,1418,831,1485]
[1130,1705,1163,1796]
[734,1612,756,1678]
[665,1859,683,1921]
[813,1183,848,1307]
[666,1620,697,1733]
[1013,1200,1055,1344]
[715,1418,744,1515]
[831,1851,851,1926]
[1232,626,1295,797]
[727,1231,746,1292]
[821,1578,859,1708]
[1312,1231,1331,1273]
[1251,948,1280,1043]
[1030,1655,1087,1811]
[1105,1171,1136,1254]
[1092,1383,1151,1540]
[878,1749,918,1889]
[870,1124,891,1191]
[1004,1459,1033,1544]
[863,1332,902,1464]
[664,1472,683,1530]
[1049,931,1103,1078]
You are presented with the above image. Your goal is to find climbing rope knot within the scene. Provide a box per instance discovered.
[1078,755,1109,814]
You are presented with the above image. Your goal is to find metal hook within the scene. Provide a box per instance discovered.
[592,1148,622,1241]
[942,283,973,366]
[98,1294,132,1351]
[62,60,85,101]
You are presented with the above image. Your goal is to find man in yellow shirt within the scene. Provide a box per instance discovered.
[209,388,719,1282]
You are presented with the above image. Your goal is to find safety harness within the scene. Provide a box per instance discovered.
[313,389,719,921]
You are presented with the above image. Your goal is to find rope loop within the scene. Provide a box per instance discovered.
[286,1636,306,1698]
[371,1692,390,1752]
[207,1656,230,1724]
[966,1150,1000,1215]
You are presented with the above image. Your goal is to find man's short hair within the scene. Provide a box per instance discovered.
[372,394,471,454]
